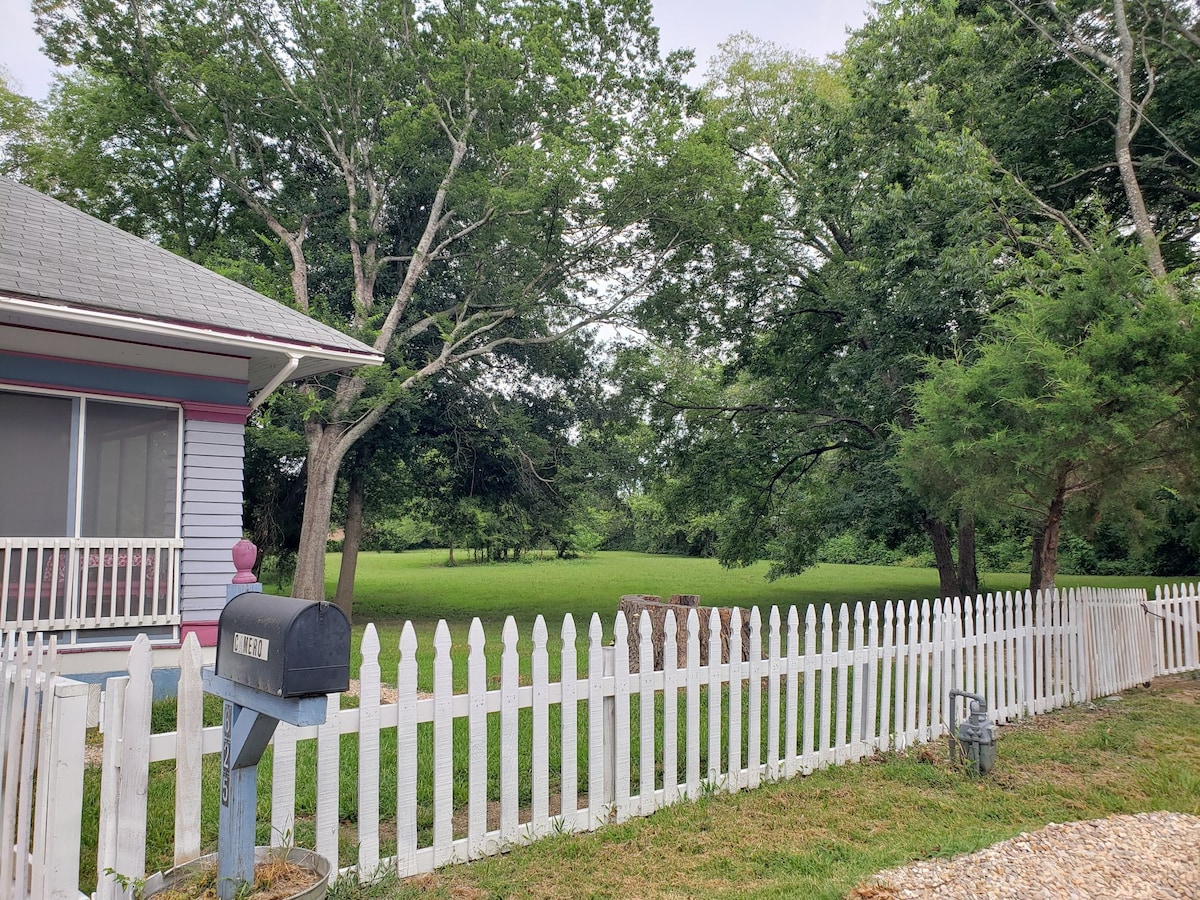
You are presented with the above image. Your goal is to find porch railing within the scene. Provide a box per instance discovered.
[0,537,182,637]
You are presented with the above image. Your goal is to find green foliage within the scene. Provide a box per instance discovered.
[0,74,44,179]
[898,233,1200,585]
[359,517,439,553]
[816,530,933,570]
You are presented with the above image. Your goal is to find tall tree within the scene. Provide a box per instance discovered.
[636,0,1200,591]
[36,0,690,600]
[634,35,1024,594]
[898,234,1200,592]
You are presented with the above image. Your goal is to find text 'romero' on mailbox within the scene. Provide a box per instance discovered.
[215,592,351,698]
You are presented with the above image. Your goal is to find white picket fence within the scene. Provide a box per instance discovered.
[1152,583,1200,675]
[0,635,89,900]
[4,582,1199,898]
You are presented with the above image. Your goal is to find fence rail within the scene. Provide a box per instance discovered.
[5,581,1199,897]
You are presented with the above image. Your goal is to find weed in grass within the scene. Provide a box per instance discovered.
[326,869,401,899]
[697,776,725,798]
[103,868,148,899]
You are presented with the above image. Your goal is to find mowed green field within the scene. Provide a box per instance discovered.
[326,550,1169,689]
[331,549,1165,627]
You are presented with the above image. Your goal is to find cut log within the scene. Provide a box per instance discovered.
[617,595,752,672]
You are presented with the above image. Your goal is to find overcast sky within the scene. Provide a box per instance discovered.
[0,0,873,101]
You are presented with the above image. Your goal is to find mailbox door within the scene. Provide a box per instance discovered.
[282,602,350,697]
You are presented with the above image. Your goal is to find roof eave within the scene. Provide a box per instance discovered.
[0,293,385,377]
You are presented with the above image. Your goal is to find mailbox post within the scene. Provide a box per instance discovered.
[204,584,350,900]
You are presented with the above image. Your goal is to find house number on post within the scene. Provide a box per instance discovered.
[221,703,231,806]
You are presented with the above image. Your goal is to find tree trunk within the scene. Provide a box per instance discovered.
[1111,0,1169,281]
[956,509,978,599]
[923,516,960,600]
[1029,486,1067,595]
[333,455,366,620]
[292,424,348,601]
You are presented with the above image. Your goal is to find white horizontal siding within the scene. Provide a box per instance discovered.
[180,419,243,619]
[181,559,243,574]
[182,502,243,517]
[183,453,245,469]
[183,466,243,484]
[183,429,245,448]
[181,538,250,556]
[180,494,243,508]
[181,515,244,532]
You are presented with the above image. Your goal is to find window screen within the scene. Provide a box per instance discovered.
[0,392,73,536]
[81,400,180,538]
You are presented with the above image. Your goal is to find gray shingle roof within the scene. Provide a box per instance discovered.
[0,176,378,359]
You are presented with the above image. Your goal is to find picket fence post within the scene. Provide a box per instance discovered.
[37,673,88,899]
[850,603,866,760]
[357,624,381,879]
[315,692,341,875]
[835,605,851,763]
[467,618,487,857]
[586,614,604,829]
[801,605,817,771]
[500,619,519,846]
[685,609,700,799]
[817,606,832,766]
[559,614,578,828]
[613,614,631,823]
[662,609,680,803]
[174,633,204,865]
[727,607,743,791]
[782,607,798,778]
[746,607,762,790]
[598,633,615,818]
[637,612,655,815]
[395,622,418,877]
[531,615,549,833]
[706,607,723,787]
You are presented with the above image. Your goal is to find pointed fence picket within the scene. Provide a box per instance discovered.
[4,581,1190,898]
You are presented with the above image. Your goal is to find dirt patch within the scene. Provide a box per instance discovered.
[343,678,403,705]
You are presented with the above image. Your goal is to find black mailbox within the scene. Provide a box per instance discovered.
[215,592,351,698]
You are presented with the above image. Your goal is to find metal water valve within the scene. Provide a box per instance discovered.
[948,689,996,776]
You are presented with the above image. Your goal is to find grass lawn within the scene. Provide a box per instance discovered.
[329,550,1166,626]
[326,550,1168,687]
[331,672,1200,900]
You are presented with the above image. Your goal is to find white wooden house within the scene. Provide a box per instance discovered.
[0,176,382,680]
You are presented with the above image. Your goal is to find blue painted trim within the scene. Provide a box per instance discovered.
[0,354,247,405]
[73,666,183,701]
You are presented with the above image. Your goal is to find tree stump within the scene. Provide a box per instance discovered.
[617,594,752,672]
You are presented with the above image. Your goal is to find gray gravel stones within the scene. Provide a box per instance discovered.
[863,812,1200,899]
